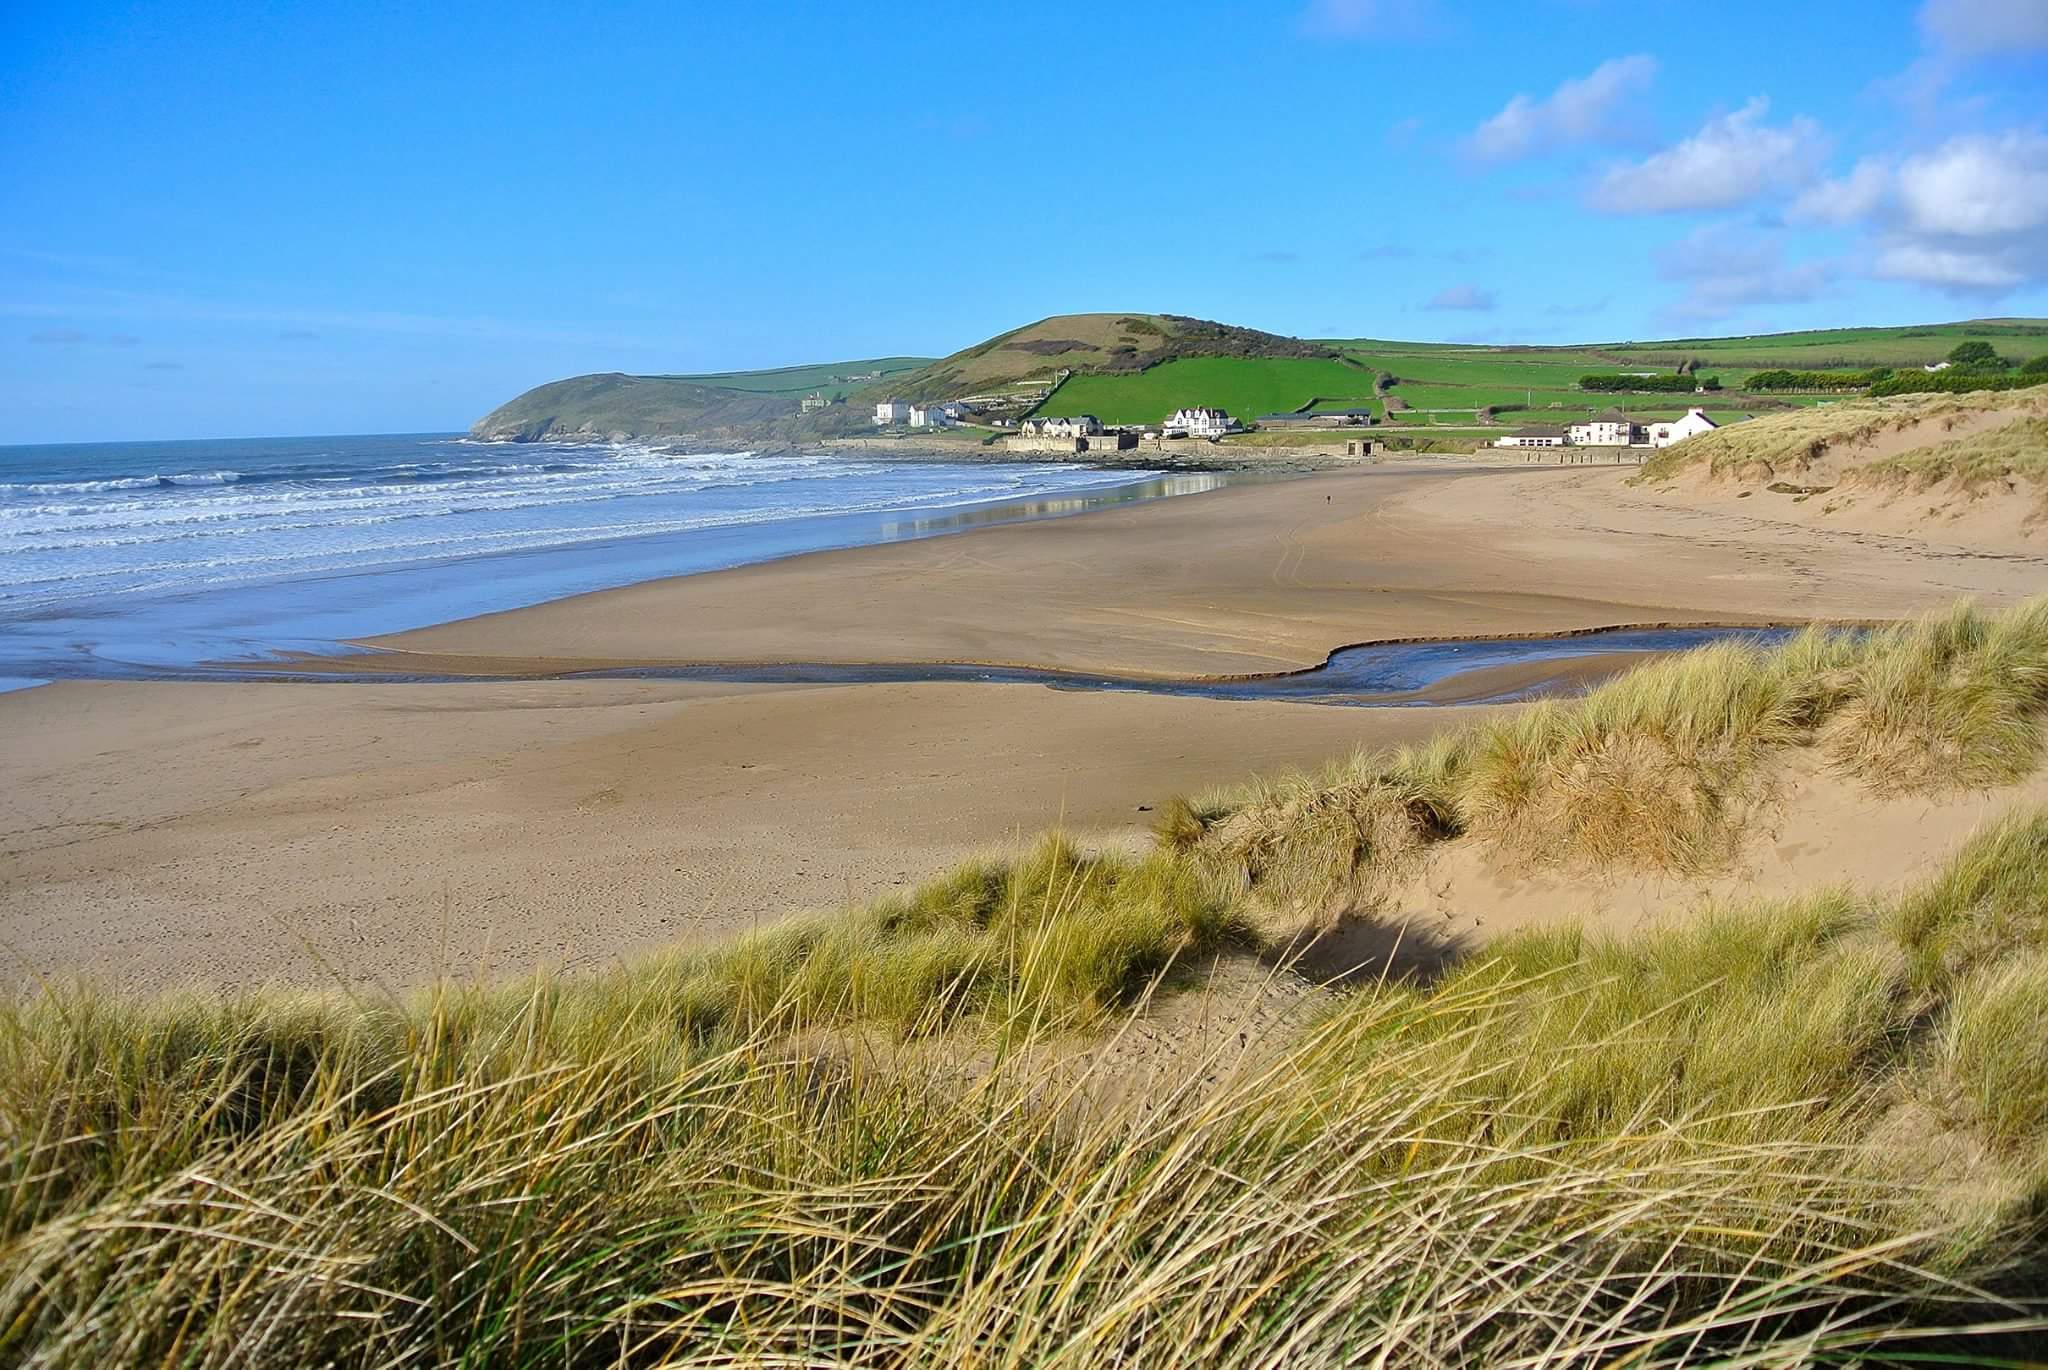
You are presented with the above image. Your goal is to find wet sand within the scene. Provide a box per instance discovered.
[6,461,2045,991]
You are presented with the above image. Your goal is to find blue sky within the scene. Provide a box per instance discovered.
[4,0,2046,443]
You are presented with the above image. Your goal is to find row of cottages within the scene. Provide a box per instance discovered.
[1494,407,1719,451]
[1164,407,1237,438]
[872,400,964,428]
[1019,414,1102,438]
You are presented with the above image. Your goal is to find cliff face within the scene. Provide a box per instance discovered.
[469,374,799,443]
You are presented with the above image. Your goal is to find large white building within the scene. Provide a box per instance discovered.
[873,400,912,425]
[1646,407,1719,448]
[1164,406,1236,438]
[1019,414,1102,438]
[1567,418,1642,446]
[908,403,961,429]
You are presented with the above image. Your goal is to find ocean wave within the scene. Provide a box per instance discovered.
[0,439,1165,612]
[13,470,244,495]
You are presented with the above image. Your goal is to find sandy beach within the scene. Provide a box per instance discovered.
[7,460,2046,992]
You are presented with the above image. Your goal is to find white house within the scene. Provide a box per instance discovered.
[1164,407,1236,438]
[1493,425,1568,448]
[1019,414,1102,438]
[873,400,912,425]
[1567,418,1642,447]
[1923,361,1953,373]
[908,403,958,429]
[1646,407,1718,448]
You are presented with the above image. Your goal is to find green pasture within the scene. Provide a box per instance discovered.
[1033,356,1380,425]
[1344,352,1619,389]
[1606,322,2048,370]
[662,357,932,400]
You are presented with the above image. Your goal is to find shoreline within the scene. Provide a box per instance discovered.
[355,465,1801,679]
[0,457,1253,688]
[9,458,2047,991]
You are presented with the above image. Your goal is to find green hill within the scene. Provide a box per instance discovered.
[472,318,2048,444]
[469,358,930,443]
[868,313,1340,404]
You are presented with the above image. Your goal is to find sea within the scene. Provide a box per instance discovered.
[0,433,1218,690]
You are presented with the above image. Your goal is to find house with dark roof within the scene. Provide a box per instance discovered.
[1493,425,1568,448]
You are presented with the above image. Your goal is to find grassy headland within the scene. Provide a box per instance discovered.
[468,315,2048,447]
[7,599,2048,1361]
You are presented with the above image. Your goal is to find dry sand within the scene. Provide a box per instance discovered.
[6,461,2047,992]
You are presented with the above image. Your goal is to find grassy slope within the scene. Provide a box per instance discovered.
[1635,386,2048,483]
[1040,355,1379,424]
[469,318,2047,443]
[469,357,932,441]
[7,601,2048,1361]
[656,357,930,398]
[867,314,1340,405]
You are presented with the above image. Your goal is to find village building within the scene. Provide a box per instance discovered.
[908,403,961,429]
[1493,425,1569,448]
[800,391,832,413]
[1567,417,1643,446]
[1018,414,1103,439]
[1163,407,1236,438]
[1257,409,1375,429]
[873,400,912,425]
[1646,407,1719,448]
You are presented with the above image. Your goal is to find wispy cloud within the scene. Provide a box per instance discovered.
[28,328,87,344]
[5,282,678,350]
[1298,0,1432,38]
[1464,55,1658,162]
[1424,284,1497,311]
[1654,223,1830,322]
[1918,0,2048,55]
[143,360,184,370]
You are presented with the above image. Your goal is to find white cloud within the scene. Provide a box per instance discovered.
[1918,0,2048,55]
[1298,0,1432,38]
[1787,159,1890,226]
[1425,284,1497,311]
[1591,98,1827,213]
[1787,132,2048,294]
[1465,55,1657,161]
[1895,131,2048,236]
[1874,243,2027,289]
[1655,223,1830,322]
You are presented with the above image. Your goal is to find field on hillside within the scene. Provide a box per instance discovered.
[1043,355,1382,424]
[660,357,930,400]
[1605,321,2048,370]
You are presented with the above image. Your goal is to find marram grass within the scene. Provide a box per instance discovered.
[1173,595,2048,915]
[8,600,2048,1362]
[5,818,2048,1362]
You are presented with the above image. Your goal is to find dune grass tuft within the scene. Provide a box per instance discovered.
[1172,597,2048,910]
[585,834,1248,1042]
[1935,951,2048,1162]
[1890,808,2048,995]
[5,818,2048,1362]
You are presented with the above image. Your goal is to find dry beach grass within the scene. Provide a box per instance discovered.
[6,601,2048,1362]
